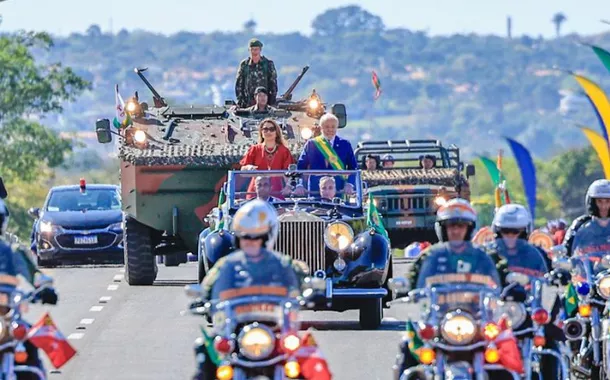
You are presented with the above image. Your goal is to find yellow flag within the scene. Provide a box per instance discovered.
[573,74,610,145]
[581,126,610,179]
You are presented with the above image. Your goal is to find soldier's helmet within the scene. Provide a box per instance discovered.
[491,203,531,240]
[0,199,8,236]
[434,198,477,242]
[249,38,263,48]
[232,199,278,250]
[254,86,268,95]
[586,179,610,217]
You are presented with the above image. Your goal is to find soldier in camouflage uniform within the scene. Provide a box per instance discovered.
[235,38,278,108]
[245,86,277,113]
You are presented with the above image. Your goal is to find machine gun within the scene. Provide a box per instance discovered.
[277,65,309,102]
[134,67,167,108]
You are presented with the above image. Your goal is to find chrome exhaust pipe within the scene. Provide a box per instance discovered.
[563,318,587,340]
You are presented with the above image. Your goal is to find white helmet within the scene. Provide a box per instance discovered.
[492,204,531,239]
[0,199,8,236]
[232,199,279,250]
[586,179,610,216]
[434,198,477,242]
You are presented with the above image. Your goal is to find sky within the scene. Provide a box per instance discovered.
[0,0,609,37]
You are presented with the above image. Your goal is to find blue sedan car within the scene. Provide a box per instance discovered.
[29,182,124,266]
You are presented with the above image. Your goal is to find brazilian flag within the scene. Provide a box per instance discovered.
[200,326,222,366]
[564,283,579,317]
[366,193,388,238]
[214,189,226,232]
[405,320,424,361]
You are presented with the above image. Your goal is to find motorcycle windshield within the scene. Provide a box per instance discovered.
[428,283,496,316]
[571,251,610,282]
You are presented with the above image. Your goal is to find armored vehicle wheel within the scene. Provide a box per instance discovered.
[124,217,158,285]
[164,254,180,267]
[359,298,382,330]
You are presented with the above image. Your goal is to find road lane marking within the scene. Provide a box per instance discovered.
[107,284,119,291]
[113,274,122,282]
[99,296,112,303]
[119,268,125,273]
[80,319,94,325]
[68,333,85,340]
[89,306,103,312]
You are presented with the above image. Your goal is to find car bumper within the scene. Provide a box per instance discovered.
[307,277,389,312]
[36,230,123,262]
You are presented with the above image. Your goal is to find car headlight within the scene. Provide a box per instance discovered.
[494,301,527,328]
[441,311,476,345]
[39,221,55,233]
[598,275,610,299]
[324,222,354,252]
[108,222,122,231]
[238,324,276,360]
[434,196,447,206]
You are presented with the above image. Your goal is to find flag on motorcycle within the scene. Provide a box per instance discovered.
[366,193,388,238]
[214,188,226,232]
[112,84,132,130]
[27,312,76,369]
[372,71,382,100]
[495,316,524,374]
[295,331,332,380]
[405,320,424,361]
[564,282,579,317]
[200,326,222,366]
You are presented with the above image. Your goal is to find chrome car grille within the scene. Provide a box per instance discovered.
[274,221,326,273]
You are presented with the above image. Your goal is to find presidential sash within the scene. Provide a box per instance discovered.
[312,136,345,170]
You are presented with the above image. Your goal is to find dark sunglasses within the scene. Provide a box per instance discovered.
[445,222,469,228]
[499,228,523,235]
[261,127,276,132]
[240,234,264,241]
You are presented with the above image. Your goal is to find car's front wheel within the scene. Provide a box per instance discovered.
[359,298,382,330]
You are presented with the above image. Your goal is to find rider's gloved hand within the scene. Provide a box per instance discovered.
[547,269,571,286]
[503,284,527,303]
[189,298,206,310]
[36,288,58,305]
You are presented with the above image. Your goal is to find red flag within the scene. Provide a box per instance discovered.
[495,317,524,374]
[295,331,332,380]
[27,312,76,369]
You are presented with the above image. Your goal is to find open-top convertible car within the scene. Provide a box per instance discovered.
[354,139,475,250]
[199,168,392,329]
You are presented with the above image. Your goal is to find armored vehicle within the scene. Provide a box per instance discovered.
[354,140,475,249]
[94,66,347,285]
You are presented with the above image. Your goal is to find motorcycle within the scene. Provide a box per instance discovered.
[184,278,327,380]
[553,247,610,379]
[496,272,570,379]
[0,273,55,380]
[388,278,522,380]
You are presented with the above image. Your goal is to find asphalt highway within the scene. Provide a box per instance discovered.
[24,261,418,380]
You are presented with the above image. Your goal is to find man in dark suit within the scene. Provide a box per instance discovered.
[296,113,358,195]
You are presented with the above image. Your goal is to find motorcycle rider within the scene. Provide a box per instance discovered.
[194,200,304,379]
[563,179,610,255]
[397,199,507,378]
[0,198,58,376]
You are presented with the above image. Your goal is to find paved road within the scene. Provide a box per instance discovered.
[24,261,417,380]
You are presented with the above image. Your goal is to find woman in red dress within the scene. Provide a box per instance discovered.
[240,118,294,198]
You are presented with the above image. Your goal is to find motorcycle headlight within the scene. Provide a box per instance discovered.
[324,222,354,252]
[441,311,476,345]
[238,324,276,360]
[598,275,610,299]
[494,301,527,328]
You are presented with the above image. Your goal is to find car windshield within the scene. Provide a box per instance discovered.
[46,189,121,212]
[227,170,362,209]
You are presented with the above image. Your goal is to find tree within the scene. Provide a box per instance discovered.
[243,19,257,34]
[311,5,385,37]
[552,12,567,37]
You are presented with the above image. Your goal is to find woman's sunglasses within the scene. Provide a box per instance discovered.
[261,127,276,132]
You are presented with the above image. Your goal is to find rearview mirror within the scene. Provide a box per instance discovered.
[184,284,203,298]
[506,272,529,286]
[388,277,411,294]
[95,119,113,144]
[331,104,347,128]
[466,164,475,177]
[27,207,40,219]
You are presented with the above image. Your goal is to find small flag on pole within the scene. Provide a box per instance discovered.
[372,71,382,100]
[112,84,132,129]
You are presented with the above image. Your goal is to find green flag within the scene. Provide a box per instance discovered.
[405,320,424,360]
[367,193,388,238]
[200,326,222,366]
[564,283,579,317]
[478,156,501,186]
[592,45,610,75]
[214,189,226,232]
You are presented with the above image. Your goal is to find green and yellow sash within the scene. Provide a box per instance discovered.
[312,136,345,170]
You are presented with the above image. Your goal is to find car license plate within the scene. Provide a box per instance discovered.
[74,235,98,245]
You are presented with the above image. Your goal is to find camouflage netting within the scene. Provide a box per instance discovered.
[362,168,466,187]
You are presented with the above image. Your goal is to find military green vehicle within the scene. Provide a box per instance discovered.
[94,66,347,285]
[354,140,475,250]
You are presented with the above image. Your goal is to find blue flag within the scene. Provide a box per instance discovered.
[505,138,537,222]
